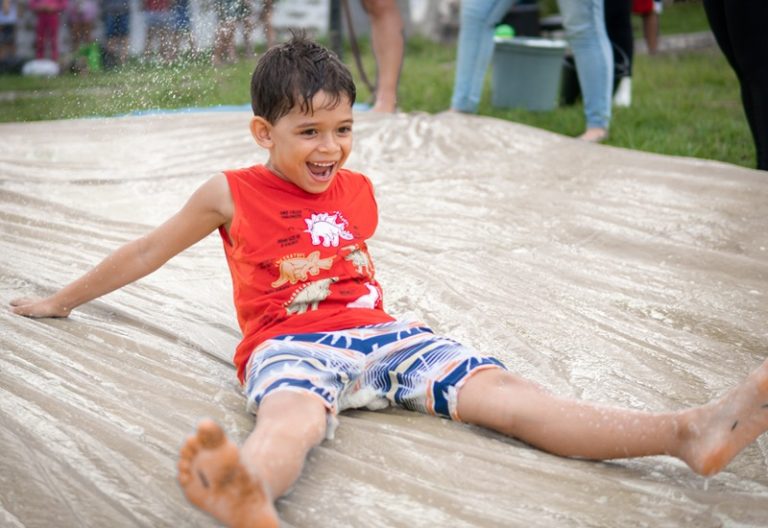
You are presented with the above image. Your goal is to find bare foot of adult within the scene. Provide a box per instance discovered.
[371,94,398,113]
[178,419,279,528]
[677,359,768,476]
[578,128,609,143]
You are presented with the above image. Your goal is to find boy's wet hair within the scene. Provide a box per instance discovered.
[250,32,357,123]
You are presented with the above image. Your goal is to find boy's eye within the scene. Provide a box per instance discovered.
[300,129,318,136]
[338,126,352,134]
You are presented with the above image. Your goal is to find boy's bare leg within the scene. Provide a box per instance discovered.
[362,0,404,113]
[178,391,328,527]
[457,360,768,476]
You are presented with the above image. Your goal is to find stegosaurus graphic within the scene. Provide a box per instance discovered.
[304,212,354,248]
[284,277,339,315]
[271,251,335,288]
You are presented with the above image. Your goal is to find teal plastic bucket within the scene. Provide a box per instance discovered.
[491,37,567,111]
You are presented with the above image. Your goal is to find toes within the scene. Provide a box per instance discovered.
[178,434,201,485]
[178,421,231,490]
[197,419,226,449]
[177,465,192,486]
[178,458,193,485]
[179,435,201,462]
[176,421,279,527]
[180,434,201,457]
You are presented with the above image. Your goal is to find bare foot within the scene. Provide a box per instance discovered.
[371,94,398,113]
[178,419,279,528]
[677,359,768,476]
[578,128,609,143]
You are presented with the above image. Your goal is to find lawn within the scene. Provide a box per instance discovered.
[0,0,755,169]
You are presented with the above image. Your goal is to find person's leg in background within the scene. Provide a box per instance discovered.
[48,11,61,61]
[39,11,62,61]
[103,11,131,66]
[34,11,56,59]
[604,0,633,107]
[450,0,514,113]
[259,0,276,48]
[361,0,404,113]
[703,0,768,170]
[558,0,613,142]
[639,0,659,54]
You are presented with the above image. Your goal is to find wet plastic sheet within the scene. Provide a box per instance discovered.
[1,111,767,527]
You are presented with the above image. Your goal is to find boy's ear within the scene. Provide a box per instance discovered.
[250,117,274,148]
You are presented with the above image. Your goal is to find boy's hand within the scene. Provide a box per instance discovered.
[9,297,71,318]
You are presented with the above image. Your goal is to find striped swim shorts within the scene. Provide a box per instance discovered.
[244,318,506,424]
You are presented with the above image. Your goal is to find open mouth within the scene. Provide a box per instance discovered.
[307,161,336,181]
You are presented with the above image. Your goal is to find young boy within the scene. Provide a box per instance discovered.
[10,34,768,528]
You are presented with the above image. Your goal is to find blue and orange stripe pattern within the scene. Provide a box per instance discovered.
[244,319,506,421]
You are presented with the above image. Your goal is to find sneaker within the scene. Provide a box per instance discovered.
[614,76,632,107]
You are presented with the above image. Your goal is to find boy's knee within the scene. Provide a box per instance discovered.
[258,391,329,444]
[462,368,539,399]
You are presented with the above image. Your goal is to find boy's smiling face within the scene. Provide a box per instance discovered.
[252,91,354,194]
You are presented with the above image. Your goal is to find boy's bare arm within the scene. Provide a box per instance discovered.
[10,174,233,318]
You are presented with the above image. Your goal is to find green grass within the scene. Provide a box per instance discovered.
[657,1,711,34]
[0,1,755,169]
[0,54,257,121]
[468,50,753,168]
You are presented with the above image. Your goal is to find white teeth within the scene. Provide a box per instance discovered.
[307,161,334,180]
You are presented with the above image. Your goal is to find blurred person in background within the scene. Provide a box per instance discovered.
[0,0,18,63]
[101,0,130,66]
[30,0,68,61]
[450,0,613,142]
[703,0,768,171]
[604,0,633,107]
[361,0,404,112]
[211,0,241,65]
[143,0,174,62]
[66,0,98,52]
[632,0,660,54]
[169,0,195,58]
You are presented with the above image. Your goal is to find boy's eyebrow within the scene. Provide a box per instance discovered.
[294,118,354,128]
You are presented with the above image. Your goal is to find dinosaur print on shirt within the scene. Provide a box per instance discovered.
[304,212,354,247]
[271,251,336,288]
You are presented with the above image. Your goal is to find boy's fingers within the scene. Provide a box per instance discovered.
[9,299,44,317]
[9,304,32,316]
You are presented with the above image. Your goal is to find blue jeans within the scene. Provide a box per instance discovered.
[451,0,514,113]
[558,0,613,129]
[450,0,612,129]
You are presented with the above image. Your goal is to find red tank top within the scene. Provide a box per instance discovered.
[220,165,395,382]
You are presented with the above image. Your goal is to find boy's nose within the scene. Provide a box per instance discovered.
[318,134,340,152]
